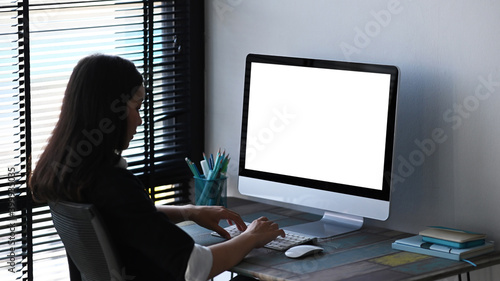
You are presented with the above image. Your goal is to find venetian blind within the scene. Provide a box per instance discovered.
[0,0,204,280]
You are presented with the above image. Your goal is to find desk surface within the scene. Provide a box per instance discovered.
[180,198,500,281]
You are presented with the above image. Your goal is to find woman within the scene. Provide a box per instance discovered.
[29,54,284,280]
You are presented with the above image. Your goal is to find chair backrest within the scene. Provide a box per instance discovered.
[49,201,126,281]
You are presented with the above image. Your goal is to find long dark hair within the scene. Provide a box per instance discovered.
[29,54,143,202]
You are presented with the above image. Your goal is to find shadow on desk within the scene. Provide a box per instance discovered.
[180,198,500,281]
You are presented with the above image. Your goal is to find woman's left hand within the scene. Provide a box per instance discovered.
[188,205,247,239]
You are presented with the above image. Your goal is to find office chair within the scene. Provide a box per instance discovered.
[49,201,130,281]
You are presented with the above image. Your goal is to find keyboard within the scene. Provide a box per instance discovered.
[212,223,315,251]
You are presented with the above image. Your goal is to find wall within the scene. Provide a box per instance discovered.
[205,1,500,279]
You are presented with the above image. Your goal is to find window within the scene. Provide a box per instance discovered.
[0,1,204,280]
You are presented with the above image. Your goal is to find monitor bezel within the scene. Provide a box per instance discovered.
[239,53,399,203]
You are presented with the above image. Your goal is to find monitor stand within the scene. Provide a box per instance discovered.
[283,211,364,239]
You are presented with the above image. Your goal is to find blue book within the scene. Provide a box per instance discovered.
[421,236,485,249]
[392,235,494,261]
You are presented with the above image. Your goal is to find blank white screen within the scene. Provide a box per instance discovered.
[244,62,391,190]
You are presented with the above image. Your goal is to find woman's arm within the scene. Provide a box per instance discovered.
[158,205,285,279]
[155,204,194,223]
[157,204,247,238]
[207,217,285,279]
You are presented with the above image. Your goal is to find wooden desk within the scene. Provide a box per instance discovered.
[180,198,500,281]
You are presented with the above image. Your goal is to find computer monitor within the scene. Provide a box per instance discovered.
[238,54,399,238]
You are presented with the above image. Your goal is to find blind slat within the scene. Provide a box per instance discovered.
[0,1,203,280]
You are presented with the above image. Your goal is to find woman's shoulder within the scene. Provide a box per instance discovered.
[105,165,137,178]
[84,166,148,204]
[98,167,142,187]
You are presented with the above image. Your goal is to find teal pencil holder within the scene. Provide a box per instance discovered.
[194,176,227,207]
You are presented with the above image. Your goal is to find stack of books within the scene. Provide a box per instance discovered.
[392,226,494,262]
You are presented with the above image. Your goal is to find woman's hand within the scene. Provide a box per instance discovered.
[241,216,285,248]
[157,204,283,246]
[208,216,285,278]
[187,205,247,239]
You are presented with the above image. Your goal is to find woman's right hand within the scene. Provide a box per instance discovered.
[208,216,285,278]
[242,216,285,248]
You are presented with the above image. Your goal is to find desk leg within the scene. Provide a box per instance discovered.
[458,272,471,281]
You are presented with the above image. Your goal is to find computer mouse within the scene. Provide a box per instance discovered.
[285,245,323,258]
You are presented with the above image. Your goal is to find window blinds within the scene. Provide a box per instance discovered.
[0,1,204,280]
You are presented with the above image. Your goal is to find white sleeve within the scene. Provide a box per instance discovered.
[185,244,213,281]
